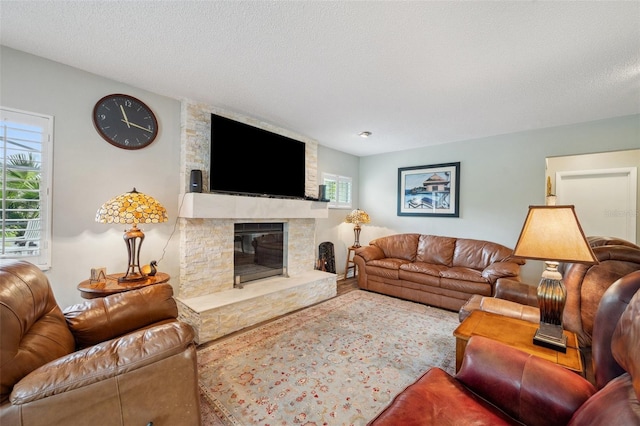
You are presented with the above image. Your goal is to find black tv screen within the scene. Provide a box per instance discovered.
[210,114,306,199]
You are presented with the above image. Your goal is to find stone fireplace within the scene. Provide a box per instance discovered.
[175,193,336,343]
[174,102,337,344]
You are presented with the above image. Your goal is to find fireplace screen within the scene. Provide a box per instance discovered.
[234,223,285,285]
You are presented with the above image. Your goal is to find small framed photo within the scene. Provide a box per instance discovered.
[397,162,460,217]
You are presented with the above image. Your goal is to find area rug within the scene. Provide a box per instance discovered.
[198,290,458,425]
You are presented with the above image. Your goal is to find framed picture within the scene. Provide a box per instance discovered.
[397,162,460,217]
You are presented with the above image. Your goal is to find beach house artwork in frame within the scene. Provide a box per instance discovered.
[397,162,460,217]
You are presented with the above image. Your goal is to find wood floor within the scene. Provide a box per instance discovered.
[337,275,359,295]
[198,277,359,348]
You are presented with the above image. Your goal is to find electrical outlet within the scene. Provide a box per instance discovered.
[90,267,107,281]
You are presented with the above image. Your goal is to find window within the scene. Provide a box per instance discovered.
[322,173,352,209]
[1,107,53,268]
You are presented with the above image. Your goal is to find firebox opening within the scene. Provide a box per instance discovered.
[234,222,286,285]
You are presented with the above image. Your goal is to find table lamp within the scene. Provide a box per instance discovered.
[513,205,597,352]
[96,188,168,282]
[345,209,370,248]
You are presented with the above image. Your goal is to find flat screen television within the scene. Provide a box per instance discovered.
[210,114,306,199]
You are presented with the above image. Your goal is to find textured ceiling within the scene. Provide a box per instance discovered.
[1,1,639,157]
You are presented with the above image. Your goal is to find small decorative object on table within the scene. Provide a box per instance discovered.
[141,260,158,276]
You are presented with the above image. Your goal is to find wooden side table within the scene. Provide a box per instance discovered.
[344,246,357,278]
[453,310,583,374]
[77,272,170,299]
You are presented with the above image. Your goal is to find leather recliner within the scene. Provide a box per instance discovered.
[0,260,201,425]
[459,237,640,347]
[458,237,640,383]
[368,269,640,425]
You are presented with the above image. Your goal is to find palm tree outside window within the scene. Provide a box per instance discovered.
[1,108,53,268]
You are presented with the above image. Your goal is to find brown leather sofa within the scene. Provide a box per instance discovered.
[458,237,640,382]
[353,234,525,311]
[368,269,640,425]
[0,260,201,425]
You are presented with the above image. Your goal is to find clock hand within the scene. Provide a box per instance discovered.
[120,105,131,128]
[120,119,153,133]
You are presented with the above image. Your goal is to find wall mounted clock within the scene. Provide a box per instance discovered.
[93,94,158,150]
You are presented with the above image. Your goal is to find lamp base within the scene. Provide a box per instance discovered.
[533,322,567,353]
[118,273,146,283]
[353,224,362,248]
[120,224,146,284]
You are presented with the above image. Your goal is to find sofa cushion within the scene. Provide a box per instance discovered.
[400,261,448,277]
[399,272,441,288]
[416,235,456,266]
[453,238,515,270]
[366,259,411,280]
[441,266,486,283]
[365,266,401,280]
[440,278,491,296]
[371,233,420,262]
[63,283,178,349]
[367,258,410,270]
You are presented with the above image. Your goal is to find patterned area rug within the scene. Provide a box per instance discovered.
[198,290,458,425]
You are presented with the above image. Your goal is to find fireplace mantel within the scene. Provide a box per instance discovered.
[178,192,329,219]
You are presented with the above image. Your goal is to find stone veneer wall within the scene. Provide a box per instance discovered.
[179,101,320,299]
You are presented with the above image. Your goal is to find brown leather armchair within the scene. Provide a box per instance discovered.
[0,260,201,425]
[368,269,640,425]
[459,237,640,348]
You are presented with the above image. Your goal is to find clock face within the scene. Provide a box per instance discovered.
[93,94,158,150]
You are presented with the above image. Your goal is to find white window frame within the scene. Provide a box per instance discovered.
[1,107,53,269]
[322,172,352,209]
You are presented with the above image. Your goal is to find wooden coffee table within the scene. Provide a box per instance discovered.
[454,310,583,374]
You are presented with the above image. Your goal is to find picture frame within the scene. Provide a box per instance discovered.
[397,162,460,217]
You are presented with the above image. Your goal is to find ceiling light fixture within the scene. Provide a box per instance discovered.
[359,131,372,138]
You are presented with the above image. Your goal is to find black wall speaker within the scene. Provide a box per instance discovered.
[318,184,327,201]
[190,169,203,193]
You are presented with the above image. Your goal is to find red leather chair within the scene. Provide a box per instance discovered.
[368,270,640,425]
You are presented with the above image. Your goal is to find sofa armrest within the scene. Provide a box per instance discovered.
[456,336,595,426]
[63,283,178,349]
[481,262,521,284]
[479,297,540,323]
[354,245,385,262]
[10,321,195,405]
[495,278,538,306]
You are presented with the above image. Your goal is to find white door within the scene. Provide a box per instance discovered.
[556,167,637,243]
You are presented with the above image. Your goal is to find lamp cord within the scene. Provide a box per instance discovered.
[156,192,187,266]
